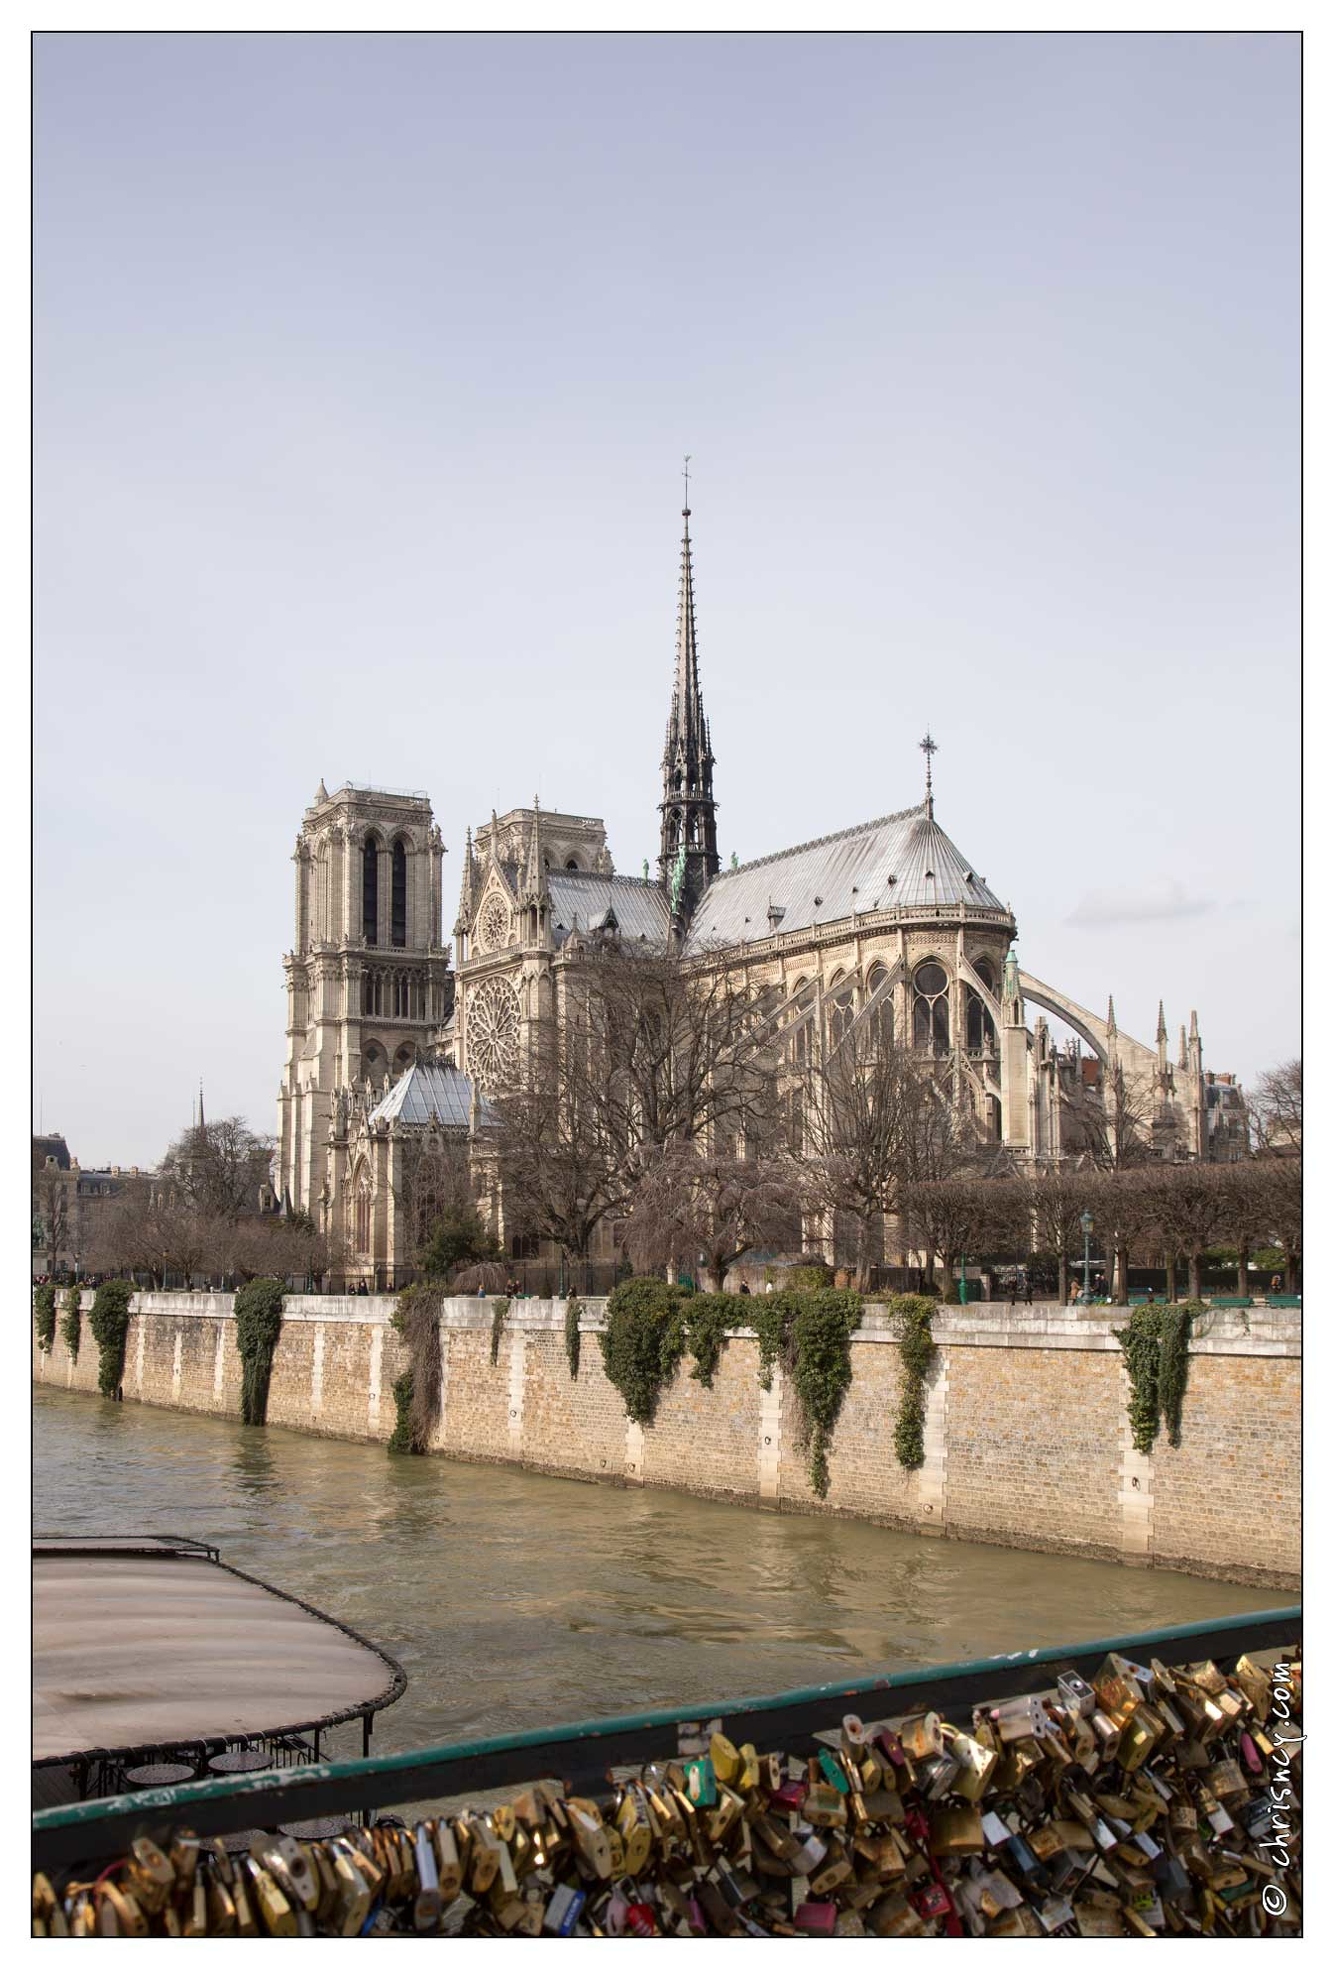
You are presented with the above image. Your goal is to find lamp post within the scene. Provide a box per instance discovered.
[1080,1210,1094,1305]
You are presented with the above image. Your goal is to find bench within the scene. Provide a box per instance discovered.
[1208,1297,1254,1310]
[1266,1295,1302,1309]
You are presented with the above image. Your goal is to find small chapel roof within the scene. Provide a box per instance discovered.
[368,1058,475,1129]
[685,803,1007,950]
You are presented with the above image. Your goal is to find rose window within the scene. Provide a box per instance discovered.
[467,977,521,1085]
[479,897,510,952]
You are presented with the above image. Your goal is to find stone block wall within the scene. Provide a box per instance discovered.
[33,1293,1300,1590]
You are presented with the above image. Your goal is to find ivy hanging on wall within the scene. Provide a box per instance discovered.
[234,1277,287,1426]
[389,1282,444,1455]
[89,1280,136,1397]
[888,1295,938,1471]
[598,1279,688,1424]
[387,1371,416,1456]
[60,1286,83,1363]
[489,1297,511,1368]
[34,1284,57,1355]
[564,1296,582,1380]
[598,1282,864,1498]
[1114,1301,1203,1454]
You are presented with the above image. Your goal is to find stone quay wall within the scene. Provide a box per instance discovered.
[34,1293,1300,1590]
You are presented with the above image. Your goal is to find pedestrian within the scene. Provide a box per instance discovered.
[764,1279,774,1296]
[738,1281,751,1296]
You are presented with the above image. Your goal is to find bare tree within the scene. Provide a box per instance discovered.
[1250,1059,1301,1156]
[591,942,780,1172]
[1251,1155,1302,1293]
[489,942,781,1265]
[89,1190,217,1287]
[799,1023,984,1290]
[901,1173,1018,1299]
[623,1144,808,1290]
[1086,1168,1158,1304]
[1144,1163,1232,1301]
[392,1127,483,1272]
[1023,1164,1096,1305]
[488,1007,628,1262]
[33,1167,70,1275]
[159,1116,275,1221]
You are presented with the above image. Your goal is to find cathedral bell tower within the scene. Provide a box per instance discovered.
[658,492,719,925]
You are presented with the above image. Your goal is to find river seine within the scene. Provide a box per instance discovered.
[35,1387,1280,1757]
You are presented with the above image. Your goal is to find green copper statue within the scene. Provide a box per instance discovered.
[669,840,687,915]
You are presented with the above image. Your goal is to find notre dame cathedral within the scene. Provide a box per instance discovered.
[276,503,1247,1284]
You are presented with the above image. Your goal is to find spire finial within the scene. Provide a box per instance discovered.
[919,730,938,816]
[682,453,691,523]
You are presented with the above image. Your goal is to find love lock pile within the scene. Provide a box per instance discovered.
[32,1647,1300,1938]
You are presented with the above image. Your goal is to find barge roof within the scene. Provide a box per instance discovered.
[33,1537,402,1763]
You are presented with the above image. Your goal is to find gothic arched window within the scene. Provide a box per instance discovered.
[867,964,894,1055]
[828,973,855,1049]
[791,981,816,1066]
[912,961,950,1053]
[363,838,379,946]
[391,840,407,947]
[355,1181,371,1256]
[974,955,995,994]
[966,988,996,1053]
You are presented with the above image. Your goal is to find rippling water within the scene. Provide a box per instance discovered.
[34,1388,1281,1756]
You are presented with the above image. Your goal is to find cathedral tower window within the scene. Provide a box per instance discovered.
[354,1180,371,1256]
[912,961,950,1054]
[391,840,407,947]
[363,838,379,946]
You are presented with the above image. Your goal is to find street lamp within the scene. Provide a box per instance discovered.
[1080,1210,1095,1305]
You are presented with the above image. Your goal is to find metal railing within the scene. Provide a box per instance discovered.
[32,1604,1299,1871]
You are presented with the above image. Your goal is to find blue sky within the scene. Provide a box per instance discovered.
[34,31,1298,1166]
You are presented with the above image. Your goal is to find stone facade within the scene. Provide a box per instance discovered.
[35,1294,1300,1591]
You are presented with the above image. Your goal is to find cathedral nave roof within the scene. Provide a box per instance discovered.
[548,869,672,946]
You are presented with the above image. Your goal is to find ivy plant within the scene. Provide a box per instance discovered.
[489,1297,511,1367]
[389,1282,444,1454]
[89,1279,136,1397]
[888,1294,937,1471]
[564,1296,582,1380]
[234,1277,287,1426]
[599,1281,864,1497]
[34,1283,57,1354]
[387,1371,416,1456]
[1114,1301,1203,1454]
[60,1285,83,1363]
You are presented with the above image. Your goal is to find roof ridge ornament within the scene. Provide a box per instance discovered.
[919,730,938,819]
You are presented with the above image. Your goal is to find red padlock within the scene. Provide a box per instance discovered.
[625,1903,659,1937]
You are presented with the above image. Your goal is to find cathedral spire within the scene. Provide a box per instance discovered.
[658,474,719,922]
